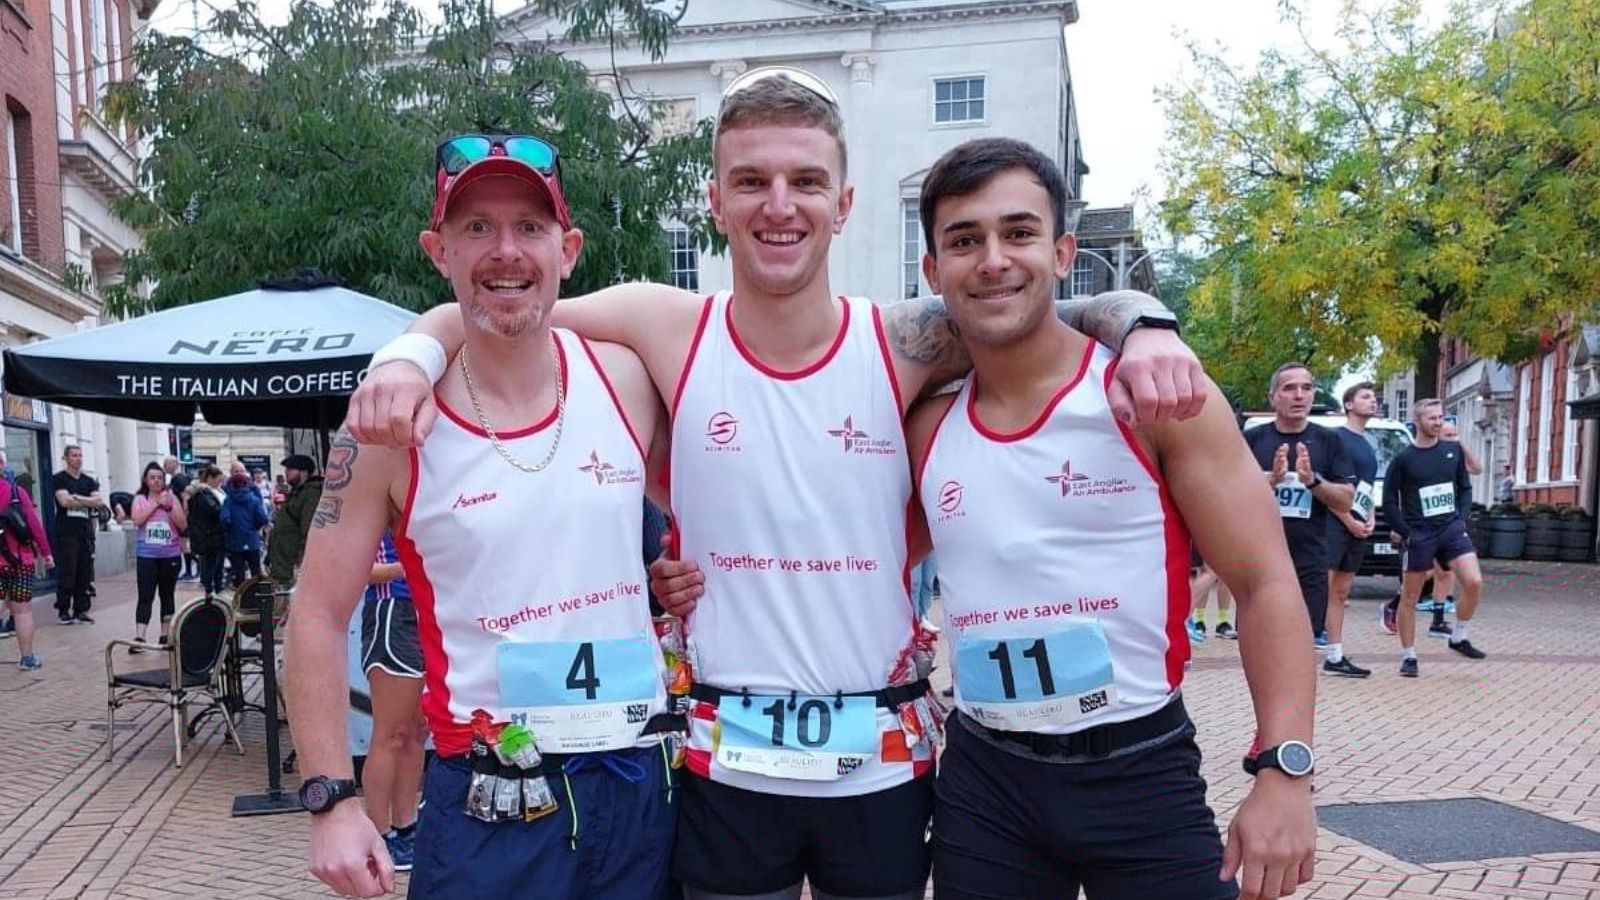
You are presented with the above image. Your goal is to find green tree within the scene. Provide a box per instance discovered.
[104,0,713,314]
[1160,0,1600,401]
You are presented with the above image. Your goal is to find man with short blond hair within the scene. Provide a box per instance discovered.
[1323,381,1377,677]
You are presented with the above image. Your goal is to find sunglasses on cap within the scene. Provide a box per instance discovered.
[720,65,840,107]
[435,134,563,181]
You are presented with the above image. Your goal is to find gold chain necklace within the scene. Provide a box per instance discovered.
[459,335,566,474]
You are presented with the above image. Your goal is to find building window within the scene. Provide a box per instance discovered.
[1539,352,1556,482]
[1070,256,1096,297]
[1394,388,1409,424]
[3,110,19,254]
[933,76,986,124]
[1517,365,1531,482]
[1565,364,1581,482]
[902,200,923,299]
[665,226,698,292]
[87,0,107,110]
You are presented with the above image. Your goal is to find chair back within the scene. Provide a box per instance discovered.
[173,596,233,680]
[232,576,286,638]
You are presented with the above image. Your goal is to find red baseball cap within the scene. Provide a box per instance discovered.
[429,134,573,232]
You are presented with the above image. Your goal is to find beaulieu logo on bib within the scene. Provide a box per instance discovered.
[579,450,642,486]
[827,415,896,456]
[705,412,741,452]
[935,480,967,522]
[1045,460,1134,499]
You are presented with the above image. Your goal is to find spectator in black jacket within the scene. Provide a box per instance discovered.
[186,466,227,597]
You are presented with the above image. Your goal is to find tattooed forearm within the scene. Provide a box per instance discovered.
[311,495,344,529]
[882,297,973,385]
[1062,290,1173,352]
[323,429,359,493]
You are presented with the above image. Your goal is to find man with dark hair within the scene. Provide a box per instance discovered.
[1243,364,1356,652]
[348,69,1209,900]
[267,454,323,584]
[51,445,100,624]
[1383,399,1487,676]
[1322,383,1377,677]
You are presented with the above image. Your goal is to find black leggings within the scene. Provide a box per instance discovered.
[136,556,181,626]
[199,551,226,597]
[229,549,262,586]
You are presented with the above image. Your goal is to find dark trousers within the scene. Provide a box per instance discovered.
[228,549,261,586]
[54,525,96,616]
[135,556,181,626]
[1293,561,1329,637]
[199,551,226,597]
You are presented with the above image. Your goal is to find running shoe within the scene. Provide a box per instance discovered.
[1428,621,1453,639]
[384,830,415,872]
[1447,639,1486,659]
[1215,622,1237,640]
[1194,621,1208,637]
[1323,657,1372,678]
[1380,598,1398,635]
[1313,631,1330,650]
[1443,596,1457,614]
[18,655,41,671]
[0,618,14,638]
[57,613,75,625]
[1186,619,1206,644]
[1399,657,1418,678]
[74,613,95,625]
[128,637,147,655]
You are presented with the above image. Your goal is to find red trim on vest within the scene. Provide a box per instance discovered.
[435,337,568,439]
[726,294,851,380]
[579,334,646,462]
[394,448,466,756]
[670,296,715,419]
[913,394,961,496]
[967,340,1098,443]
[872,303,907,414]
[1103,358,1194,689]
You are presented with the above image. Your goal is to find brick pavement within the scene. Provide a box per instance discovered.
[0,560,1596,898]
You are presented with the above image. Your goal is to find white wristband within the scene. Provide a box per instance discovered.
[367,333,447,385]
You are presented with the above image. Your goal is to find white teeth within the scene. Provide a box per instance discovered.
[757,232,802,245]
[484,279,531,290]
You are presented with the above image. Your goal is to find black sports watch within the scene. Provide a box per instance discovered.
[1243,740,1316,778]
[298,776,360,814]
[1121,309,1182,344]
[1308,473,1325,490]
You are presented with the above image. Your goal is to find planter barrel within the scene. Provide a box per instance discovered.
[1525,515,1562,561]
[1558,516,1595,563]
[1487,513,1526,560]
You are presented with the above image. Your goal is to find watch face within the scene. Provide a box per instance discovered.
[1279,742,1314,775]
[304,781,331,810]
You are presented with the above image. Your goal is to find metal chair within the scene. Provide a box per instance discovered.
[105,595,244,768]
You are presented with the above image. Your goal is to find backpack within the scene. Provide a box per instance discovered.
[0,479,33,566]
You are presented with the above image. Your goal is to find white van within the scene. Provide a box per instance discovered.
[1241,413,1413,577]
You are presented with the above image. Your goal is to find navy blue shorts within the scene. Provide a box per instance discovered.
[407,746,677,900]
[1403,519,1476,573]
[931,712,1237,900]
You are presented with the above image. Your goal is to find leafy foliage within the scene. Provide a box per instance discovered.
[1160,0,1600,399]
[104,0,713,315]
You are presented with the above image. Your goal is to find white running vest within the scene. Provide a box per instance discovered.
[920,343,1191,736]
[670,292,927,797]
[396,329,668,758]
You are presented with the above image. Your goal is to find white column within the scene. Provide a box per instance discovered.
[840,52,877,299]
[709,59,748,91]
[706,60,749,288]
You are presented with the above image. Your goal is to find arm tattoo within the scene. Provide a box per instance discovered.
[323,430,359,492]
[1060,290,1173,352]
[311,495,344,529]
[311,430,359,529]
[882,297,972,384]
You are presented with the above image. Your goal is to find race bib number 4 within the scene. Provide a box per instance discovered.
[1352,481,1375,522]
[955,622,1117,731]
[715,695,877,781]
[1275,480,1313,519]
[497,637,659,753]
[1418,483,1456,518]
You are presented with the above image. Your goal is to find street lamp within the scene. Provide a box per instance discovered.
[1072,245,1170,293]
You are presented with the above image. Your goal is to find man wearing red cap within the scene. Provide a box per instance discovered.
[287,134,680,900]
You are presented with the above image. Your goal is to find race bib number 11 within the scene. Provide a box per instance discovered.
[955,622,1117,731]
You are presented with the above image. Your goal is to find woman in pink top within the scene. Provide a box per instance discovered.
[130,462,187,653]
[0,453,53,671]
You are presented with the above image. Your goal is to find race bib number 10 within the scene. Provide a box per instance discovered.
[497,637,659,753]
[1418,482,1456,518]
[716,695,877,781]
[1352,481,1375,522]
[955,621,1117,731]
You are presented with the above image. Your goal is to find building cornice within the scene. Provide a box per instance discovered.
[58,141,140,204]
[0,250,102,327]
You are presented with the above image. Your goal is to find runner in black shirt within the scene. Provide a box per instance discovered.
[1322,382,1378,678]
[51,445,101,623]
[1381,399,1486,675]
[1243,363,1355,646]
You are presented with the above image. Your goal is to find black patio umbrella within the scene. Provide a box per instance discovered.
[2,278,418,429]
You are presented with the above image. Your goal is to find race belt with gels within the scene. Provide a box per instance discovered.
[692,680,935,781]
